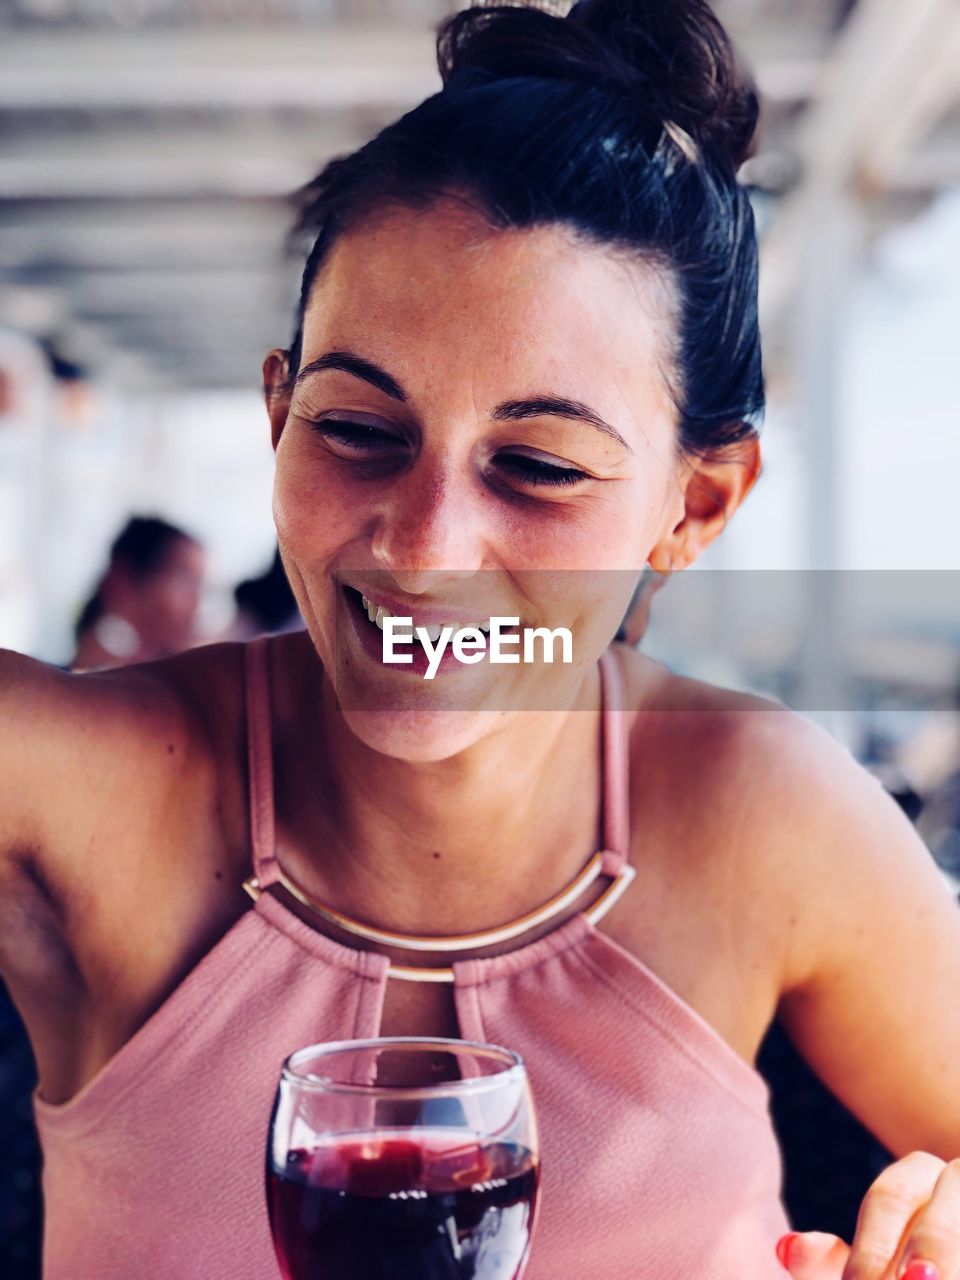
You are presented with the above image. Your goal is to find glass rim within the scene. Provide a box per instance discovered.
[280,1036,527,1098]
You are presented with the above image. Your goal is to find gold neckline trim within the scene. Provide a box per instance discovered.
[243,861,636,984]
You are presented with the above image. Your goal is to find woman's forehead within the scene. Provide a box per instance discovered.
[300,201,677,423]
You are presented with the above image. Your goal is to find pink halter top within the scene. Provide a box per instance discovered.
[33,639,791,1279]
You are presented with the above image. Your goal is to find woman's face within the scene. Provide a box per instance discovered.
[269,198,689,758]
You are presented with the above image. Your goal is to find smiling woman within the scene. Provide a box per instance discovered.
[2,3,960,1280]
[268,199,718,748]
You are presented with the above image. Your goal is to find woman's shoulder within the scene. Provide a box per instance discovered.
[614,640,801,757]
[2,640,254,947]
[0,641,257,1103]
[613,642,917,993]
[76,634,296,771]
[615,640,875,828]
[20,637,251,765]
[133,638,249,759]
[0,641,239,879]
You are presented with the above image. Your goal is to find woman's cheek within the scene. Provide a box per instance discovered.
[273,452,357,561]
[512,491,648,574]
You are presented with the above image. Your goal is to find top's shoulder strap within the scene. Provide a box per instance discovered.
[598,646,631,876]
[244,637,280,888]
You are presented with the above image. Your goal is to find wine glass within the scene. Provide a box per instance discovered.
[266,1036,540,1280]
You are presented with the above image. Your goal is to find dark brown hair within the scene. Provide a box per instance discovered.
[286,0,763,455]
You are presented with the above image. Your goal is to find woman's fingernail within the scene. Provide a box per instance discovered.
[776,1233,801,1269]
[901,1264,940,1280]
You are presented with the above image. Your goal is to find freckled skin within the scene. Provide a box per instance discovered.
[264,198,749,763]
[249,193,761,962]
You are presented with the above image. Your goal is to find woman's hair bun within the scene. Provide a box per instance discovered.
[437,0,759,170]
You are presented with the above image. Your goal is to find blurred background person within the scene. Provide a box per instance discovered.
[71,516,206,672]
[226,545,302,642]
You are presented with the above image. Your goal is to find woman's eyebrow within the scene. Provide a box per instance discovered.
[492,397,631,452]
[296,351,632,452]
[296,351,407,401]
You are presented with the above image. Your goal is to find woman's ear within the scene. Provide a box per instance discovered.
[647,434,762,573]
[263,349,292,451]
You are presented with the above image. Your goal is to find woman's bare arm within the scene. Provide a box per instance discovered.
[0,643,239,1108]
[755,711,960,1160]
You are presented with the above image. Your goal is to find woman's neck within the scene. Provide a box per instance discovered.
[276,651,605,936]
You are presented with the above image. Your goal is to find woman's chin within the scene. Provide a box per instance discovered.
[339,705,507,762]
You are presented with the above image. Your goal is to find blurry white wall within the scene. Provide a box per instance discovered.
[841,187,960,572]
[0,365,276,664]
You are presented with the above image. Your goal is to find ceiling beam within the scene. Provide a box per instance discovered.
[859,18,960,188]
[892,134,960,192]
[0,204,291,270]
[760,0,960,328]
[0,125,361,199]
[0,19,829,112]
[65,266,287,312]
[0,26,441,110]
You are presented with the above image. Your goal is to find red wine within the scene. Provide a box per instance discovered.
[267,1129,538,1280]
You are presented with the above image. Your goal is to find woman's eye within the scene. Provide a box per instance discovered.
[308,419,402,451]
[306,422,586,487]
[496,453,590,488]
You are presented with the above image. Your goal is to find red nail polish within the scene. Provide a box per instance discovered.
[902,1264,940,1280]
[776,1233,801,1269]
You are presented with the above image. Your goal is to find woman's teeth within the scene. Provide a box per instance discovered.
[360,594,492,639]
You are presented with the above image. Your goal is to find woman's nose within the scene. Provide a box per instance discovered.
[369,463,485,587]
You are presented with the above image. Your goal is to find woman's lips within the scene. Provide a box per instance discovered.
[342,581,521,633]
[340,585,476,678]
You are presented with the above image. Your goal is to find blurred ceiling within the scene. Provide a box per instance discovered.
[1,0,958,391]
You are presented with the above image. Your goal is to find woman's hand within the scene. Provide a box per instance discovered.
[777,1153,960,1280]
